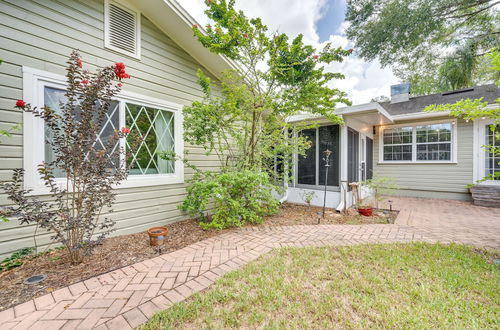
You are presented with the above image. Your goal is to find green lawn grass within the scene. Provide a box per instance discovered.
[143,243,499,329]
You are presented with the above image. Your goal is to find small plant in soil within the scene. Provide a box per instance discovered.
[365,176,398,210]
[0,50,136,265]
[300,191,316,207]
[0,248,34,272]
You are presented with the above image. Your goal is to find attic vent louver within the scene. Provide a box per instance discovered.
[442,88,474,96]
[105,1,140,58]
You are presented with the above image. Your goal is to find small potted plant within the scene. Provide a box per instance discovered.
[356,199,374,216]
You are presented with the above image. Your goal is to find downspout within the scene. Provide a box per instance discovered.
[279,180,289,203]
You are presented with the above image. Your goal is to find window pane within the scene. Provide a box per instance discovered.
[44,87,67,177]
[126,103,175,175]
[485,124,500,180]
[318,125,339,186]
[44,87,119,177]
[416,123,452,161]
[382,126,412,161]
[298,129,316,185]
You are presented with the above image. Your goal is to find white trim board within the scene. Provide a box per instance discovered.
[473,118,500,185]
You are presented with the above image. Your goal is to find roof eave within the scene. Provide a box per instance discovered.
[130,0,237,78]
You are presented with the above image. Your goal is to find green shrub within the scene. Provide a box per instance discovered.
[180,170,280,229]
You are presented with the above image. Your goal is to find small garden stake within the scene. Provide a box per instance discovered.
[322,149,332,219]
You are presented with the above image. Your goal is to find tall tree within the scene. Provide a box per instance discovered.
[176,0,351,228]
[346,0,500,94]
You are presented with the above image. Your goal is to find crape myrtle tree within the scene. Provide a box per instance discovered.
[0,51,134,265]
[425,50,500,183]
[177,0,352,229]
[345,0,500,94]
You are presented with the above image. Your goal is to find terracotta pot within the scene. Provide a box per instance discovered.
[147,226,168,246]
[358,207,374,216]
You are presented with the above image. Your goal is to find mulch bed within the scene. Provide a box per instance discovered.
[0,203,396,311]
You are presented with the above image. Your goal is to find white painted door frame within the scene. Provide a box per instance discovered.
[473,118,500,185]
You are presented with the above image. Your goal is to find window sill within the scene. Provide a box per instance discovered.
[26,174,184,196]
[377,161,457,165]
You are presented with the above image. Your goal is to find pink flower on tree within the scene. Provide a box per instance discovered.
[313,55,319,60]
[76,58,83,68]
[121,127,131,134]
[243,33,249,39]
[15,100,26,108]
[348,48,353,54]
[81,79,89,85]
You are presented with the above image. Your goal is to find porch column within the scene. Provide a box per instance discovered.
[337,119,349,211]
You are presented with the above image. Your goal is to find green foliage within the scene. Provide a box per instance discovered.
[365,176,398,209]
[0,123,21,143]
[0,248,34,272]
[425,98,496,122]
[180,170,280,229]
[300,190,316,207]
[179,0,351,228]
[346,0,499,94]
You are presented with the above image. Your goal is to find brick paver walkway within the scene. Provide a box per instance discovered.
[1,197,498,329]
[391,197,500,250]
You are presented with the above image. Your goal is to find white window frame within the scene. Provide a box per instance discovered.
[22,66,184,195]
[104,0,141,59]
[473,117,500,185]
[378,119,458,164]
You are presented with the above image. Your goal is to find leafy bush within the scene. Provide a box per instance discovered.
[181,170,280,229]
[0,51,134,265]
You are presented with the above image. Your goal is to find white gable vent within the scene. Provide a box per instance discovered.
[105,0,141,58]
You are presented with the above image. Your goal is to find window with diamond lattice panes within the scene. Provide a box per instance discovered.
[44,86,120,177]
[125,103,175,175]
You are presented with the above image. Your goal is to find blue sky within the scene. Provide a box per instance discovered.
[180,0,399,104]
[316,0,346,42]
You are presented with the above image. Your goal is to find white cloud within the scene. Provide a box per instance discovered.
[178,0,399,105]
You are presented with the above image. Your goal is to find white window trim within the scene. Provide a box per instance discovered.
[22,66,184,195]
[473,118,500,185]
[104,0,141,59]
[378,119,458,164]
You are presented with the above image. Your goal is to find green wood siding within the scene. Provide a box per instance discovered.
[0,0,219,258]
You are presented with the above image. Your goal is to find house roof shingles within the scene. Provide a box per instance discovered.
[378,84,500,116]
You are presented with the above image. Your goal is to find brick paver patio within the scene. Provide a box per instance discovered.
[1,197,498,329]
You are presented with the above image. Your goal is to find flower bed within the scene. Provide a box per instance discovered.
[0,203,396,310]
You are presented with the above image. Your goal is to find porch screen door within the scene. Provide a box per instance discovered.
[347,128,359,184]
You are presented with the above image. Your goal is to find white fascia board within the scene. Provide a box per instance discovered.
[391,102,498,121]
[287,102,393,123]
[391,111,451,121]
